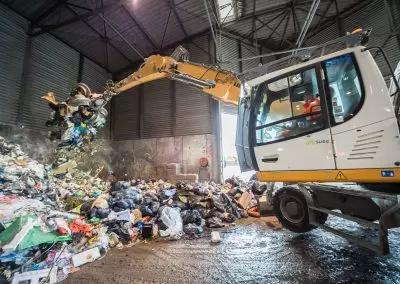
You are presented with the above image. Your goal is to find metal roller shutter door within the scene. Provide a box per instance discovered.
[0,4,27,126]
[112,89,140,140]
[81,58,111,139]
[143,79,174,138]
[175,84,212,136]
[21,34,79,131]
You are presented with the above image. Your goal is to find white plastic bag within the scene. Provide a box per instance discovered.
[159,207,183,239]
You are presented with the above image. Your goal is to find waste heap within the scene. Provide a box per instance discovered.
[0,136,263,283]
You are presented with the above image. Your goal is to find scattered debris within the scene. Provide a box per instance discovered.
[0,137,264,283]
[211,231,221,243]
[72,247,101,267]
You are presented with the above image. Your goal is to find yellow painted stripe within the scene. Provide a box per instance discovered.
[256,168,400,183]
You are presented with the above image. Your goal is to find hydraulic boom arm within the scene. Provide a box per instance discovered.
[110,46,241,105]
[41,46,241,148]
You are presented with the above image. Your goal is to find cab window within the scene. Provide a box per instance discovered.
[322,54,363,124]
[256,68,324,144]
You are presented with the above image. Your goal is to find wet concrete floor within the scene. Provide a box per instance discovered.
[64,216,400,284]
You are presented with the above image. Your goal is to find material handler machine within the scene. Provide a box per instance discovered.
[45,30,400,254]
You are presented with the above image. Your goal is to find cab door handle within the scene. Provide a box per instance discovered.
[262,155,279,163]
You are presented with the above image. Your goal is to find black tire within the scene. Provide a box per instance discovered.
[273,187,327,233]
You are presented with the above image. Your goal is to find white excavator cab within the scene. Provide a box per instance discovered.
[235,34,400,254]
[236,33,400,185]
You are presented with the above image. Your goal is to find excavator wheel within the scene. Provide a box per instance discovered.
[273,187,327,233]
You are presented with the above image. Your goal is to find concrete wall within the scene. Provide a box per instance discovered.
[111,134,219,182]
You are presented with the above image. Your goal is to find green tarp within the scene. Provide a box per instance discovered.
[0,215,71,252]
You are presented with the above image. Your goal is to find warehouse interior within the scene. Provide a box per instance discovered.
[0,0,400,283]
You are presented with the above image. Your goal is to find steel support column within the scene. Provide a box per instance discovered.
[334,0,344,35]
[139,85,144,139]
[171,80,177,137]
[238,39,243,73]
[77,53,84,82]
[209,32,222,183]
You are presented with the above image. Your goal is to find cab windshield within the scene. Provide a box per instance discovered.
[256,68,324,144]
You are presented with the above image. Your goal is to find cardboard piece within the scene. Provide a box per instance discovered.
[72,247,101,267]
[237,192,252,209]
[12,268,57,284]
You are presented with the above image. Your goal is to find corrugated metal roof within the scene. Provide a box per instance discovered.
[1,0,50,20]
[3,0,398,75]
[174,0,210,36]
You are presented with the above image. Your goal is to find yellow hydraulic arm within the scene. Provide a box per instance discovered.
[110,46,241,105]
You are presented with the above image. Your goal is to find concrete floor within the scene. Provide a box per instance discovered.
[64,216,400,284]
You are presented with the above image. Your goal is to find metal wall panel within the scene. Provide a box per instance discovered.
[0,4,27,126]
[175,34,213,136]
[241,43,261,71]
[175,84,212,136]
[81,57,111,139]
[186,34,211,64]
[305,22,341,47]
[305,0,400,77]
[220,36,240,73]
[112,89,140,140]
[143,79,174,138]
[342,1,387,76]
[219,36,240,114]
[81,58,110,93]
[378,36,400,79]
[21,34,80,131]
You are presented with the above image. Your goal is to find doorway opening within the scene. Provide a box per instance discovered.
[221,113,241,180]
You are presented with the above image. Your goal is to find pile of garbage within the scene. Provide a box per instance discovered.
[0,136,262,283]
[42,83,112,149]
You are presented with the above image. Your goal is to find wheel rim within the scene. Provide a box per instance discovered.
[279,194,305,224]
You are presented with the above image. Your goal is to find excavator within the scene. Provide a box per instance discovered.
[43,30,400,254]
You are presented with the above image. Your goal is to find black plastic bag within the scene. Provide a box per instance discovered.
[206,217,224,228]
[181,209,202,225]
